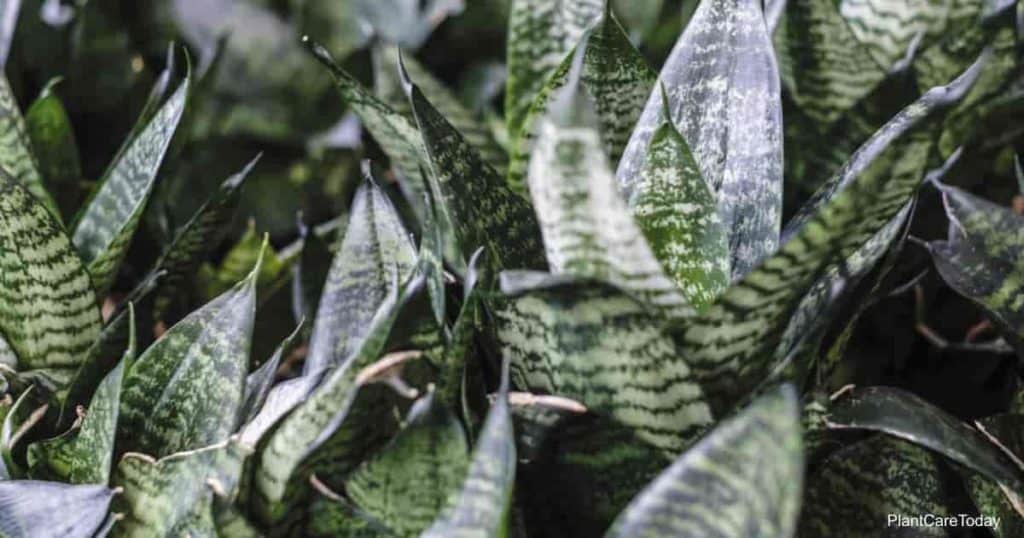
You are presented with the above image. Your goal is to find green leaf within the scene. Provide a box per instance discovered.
[307,484,397,537]
[799,436,959,536]
[628,90,729,310]
[403,59,548,272]
[71,71,189,294]
[927,177,1024,338]
[838,0,958,73]
[0,170,102,380]
[495,273,713,453]
[508,7,657,193]
[200,222,287,301]
[117,246,260,457]
[618,0,783,281]
[826,386,1024,498]
[611,0,664,42]
[505,0,603,140]
[675,56,984,415]
[0,74,59,219]
[963,414,1024,537]
[303,170,417,375]
[346,391,470,535]
[375,45,509,177]
[28,310,135,485]
[525,67,692,317]
[1,387,47,477]
[113,440,249,537]
[0,481,115,538]
[291,218,332,326]
[422,366,516,538]
[606,385,803,538]
[25,78,81,218]
[240,321,304,426]
[773,0,888,125]
[151,155,257,320]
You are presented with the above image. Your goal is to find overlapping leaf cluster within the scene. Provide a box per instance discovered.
[0,0,1019,537]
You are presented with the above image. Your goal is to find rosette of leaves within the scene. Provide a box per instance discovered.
[0,0,1018,536]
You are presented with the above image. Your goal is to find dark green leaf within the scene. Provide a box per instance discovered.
[25,78,81,218]
[240,321,304,426]
[0,74,59,219]
[606,385,802,538]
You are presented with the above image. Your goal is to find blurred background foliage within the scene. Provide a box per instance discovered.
[5,0,1021,423]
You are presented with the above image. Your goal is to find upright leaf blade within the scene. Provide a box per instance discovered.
[0,75,58,218]
[618,0,783,281]
[606,385,803,538]
[526,71,692,317]
[0,481,115,538]
[505,0,603,139]
[72,73,189,294]
[0,171,101,379]
[303,170,417,375]
[25,79,81,218]
[117,248,259,457]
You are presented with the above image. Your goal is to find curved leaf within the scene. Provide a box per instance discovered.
[0,75,58,218]
[509,7,657,192]
[618,0,783,281]
[303,169,417,375]
[505,0,603,139]
[606,385,802,538]
[526,68,692,317]
[346,391,469,535]
[71,72,189,294]
[495,273,713,453]
[0,481,114,538]
[117,247,260,457]
[0,170,101,378]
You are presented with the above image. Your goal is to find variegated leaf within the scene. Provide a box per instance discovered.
[618,0,782,281]
[404,62,548,271]
[113,440,249,537]
[421,366,516,538]
[526,69,692,317]
[240,321,304,426]
[606,385,802,538]
[508,7,656,193]
[71,70,189,294]
[0,74,58,218]
[117,247,260,457]
[0,169,101,381]
[0,481,115,538]
[28,310,135,485]
[495,273,713,454]
[346,391,469,535]
[25,79,81,218]
[505,0,603,140]
[963,414,1024,537]
[303,169,416,375]
[677,57,984,415]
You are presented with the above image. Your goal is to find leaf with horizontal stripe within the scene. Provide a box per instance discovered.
[117,246,260,457]
[799,436,959,536]
[494,272,713,454]
[303,169,416,375]
[505,0,603,141]
[0,74,58,219]
[346,391,469,535]
[508,6,656,193]
[839,0,956,72]
[71,70,189,294]
[606,385,802,538]
[526,69,692,317]
[113,440,249,537]
[0,481,115,538]
[676,57,985,415]
[421,364,516,538]
[404,61,548,271]
[0,169,101,380]
[28,310,134,485]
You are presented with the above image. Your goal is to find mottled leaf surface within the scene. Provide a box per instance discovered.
[618,0,782,281]
[240,321,303,426]
[72,76,189,293]
[25,79,81,218]
[0,75,58,218]
[346,392,469,535]
[606,385,802,538]
[527,77,692,317]
[0,481,114,538]
[495,273,713,453]
[0,171,101,378]
[505,0,603,139]
[117,253,258,457]
[303,174,416,375]
[509,9,656,192]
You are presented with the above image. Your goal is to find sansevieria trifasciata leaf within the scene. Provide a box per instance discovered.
[0,481,115,538]
[606,385,803,538]
[71,62,189,294]
[0,74,58,219]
